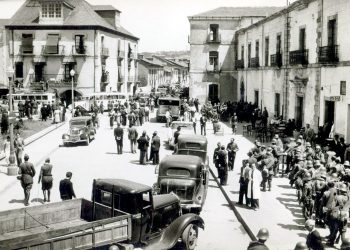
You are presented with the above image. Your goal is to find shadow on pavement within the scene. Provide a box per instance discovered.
[277,184,294,189]
[31,198,45,203]
[230,190,240,195]
[105,152,118,155]
[277,223,305,231]
[9,199,25,204]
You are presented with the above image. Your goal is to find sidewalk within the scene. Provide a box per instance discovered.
[0,115,70,196]
[211,121,346,250]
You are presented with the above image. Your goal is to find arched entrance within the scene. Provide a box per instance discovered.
[240,81,245,102]
[59,89,83,107]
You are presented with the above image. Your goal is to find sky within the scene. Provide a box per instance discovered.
[0,0,296,52]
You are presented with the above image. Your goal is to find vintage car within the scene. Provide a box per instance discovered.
[154,155,209,214]
[176,134,209,165]
[62,116,96,146]
[167,121,194,149]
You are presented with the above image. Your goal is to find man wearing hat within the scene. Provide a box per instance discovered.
[18,154,36,206]
[226,138,239,171]
[137,131,150,165]
[314,171,327,226]
[217,145,228,185]
[314,145,326,165]
[285,138,297,173]
[295,138,305,154]
[59,171,76,201]
[304,142,315,160]
[274,134,284,151]
[150,131,160,165]
[305,123,315,146]
[127,124,138,154]
[301,173,314,220]
[247,228,270,250]
[305,219,324,250]
[213,142,221,169]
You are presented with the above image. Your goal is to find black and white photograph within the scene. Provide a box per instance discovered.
[0,0,348,249]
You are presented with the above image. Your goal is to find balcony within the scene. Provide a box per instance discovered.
[101,47,109,57]
[270,53,283,67]
[101,72,109,83]
[206,63,220,73]
[289,49,308,66]
[30,74,78,89]
[18,45,34,55]
[42,45,65,56]
[235,59,244,69]
[206,34,221,44]
[128,52,136,59]
[72,45,87,56]
[249,57,260,68]
[318,45,339,64]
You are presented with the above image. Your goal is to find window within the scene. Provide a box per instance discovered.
[254,90,259,106]
[328,18,337,46]
[275,93,280,116]
[248,43,251,67]
[22,34,33,53]
[241,45,244,60]
[255,40,259,58]
[276,34,281,54]
[75,35,85,54]
[64,64,75,81]
[209,24,219,42]
[209,51,218,70]
[299,28,306,50]
[265,37,269,66]
[41,3,62,18]
[15,62,23,78]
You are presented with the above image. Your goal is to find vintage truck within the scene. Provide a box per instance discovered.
[0,179,204,250]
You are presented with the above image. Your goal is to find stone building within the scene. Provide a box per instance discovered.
[0,19,9,95]
[235,0,350,139]
[6,0,139,105]
[188,7,282,104]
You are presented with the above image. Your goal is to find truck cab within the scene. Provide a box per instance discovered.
[93,179,204,249]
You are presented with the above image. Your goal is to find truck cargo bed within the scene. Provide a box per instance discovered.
[0,199,132,250]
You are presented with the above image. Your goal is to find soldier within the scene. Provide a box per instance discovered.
[226,138,239,171]
[314,145,326,165]
[261,148,275,191]
[313,172,327,226]
[304,142,315,160]
[322,180,338,232]
[200,115,207,136]
[213,142,221,170]
[18,154,35,206]
[217,145,228,185]
[305,219,324,250]
[247,228,270,250]
[114,123,124,154]
[301,172,314,220]
[137,131,149,165]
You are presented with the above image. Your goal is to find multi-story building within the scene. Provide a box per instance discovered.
[0,19,9,95]
[188,7,282,103]
[235,0,350,139]
[6,0,139,105]
[138,55,164,91]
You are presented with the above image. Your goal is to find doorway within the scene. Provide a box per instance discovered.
[324,101,335,136]
[34,64,45,82]
[208,83,219,104]
[295,96,304,129]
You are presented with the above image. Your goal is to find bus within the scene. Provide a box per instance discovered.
[74,92,129,111]
[5,92,56,112]
[156,96,181,122]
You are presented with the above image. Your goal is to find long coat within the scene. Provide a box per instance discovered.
[247,168,262,200]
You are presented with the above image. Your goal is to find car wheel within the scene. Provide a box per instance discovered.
[85,137,90,146]
[182,224,198,250]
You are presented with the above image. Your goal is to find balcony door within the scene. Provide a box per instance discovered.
[34,64,44,82]
[299,28,306,50]
[64,64,75,82]
[295,96,304,129]
[208,84,218,104]
[22,34,33,54]
[327,19,337,46]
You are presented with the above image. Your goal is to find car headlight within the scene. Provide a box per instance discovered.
[62,134,69,139]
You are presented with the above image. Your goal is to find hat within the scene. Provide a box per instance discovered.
[153,131,158,135]
[274,134,279,139]
[335,157,342,163]
[338,184,348,193]
[297,139,302,144]
[24,154,29,160]
[305,142,311,147]
[260,144,266,149]
[344,161,350,167]
[271,139,277,144]
[327,151,336,157]
[315,145,321,149]
[142,130,147,135]
[303,173,312,181]
[314,160,321,166]
[306,161,313,168]
[266,147,273,152]
[290,138,296,141]
[298,135,303,139]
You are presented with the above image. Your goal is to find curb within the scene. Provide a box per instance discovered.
[209,167,257,242]
[24,121,66,146]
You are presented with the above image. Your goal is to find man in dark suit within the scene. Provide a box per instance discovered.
[128,124,138,154]
[18,154,36,206]
[305,219,324,250]
[114,123,124,154]
[59,172,76,200]
[200,115,207,136]
[173,126,181,153]
[137,131,149,165]
[151,131,161,165]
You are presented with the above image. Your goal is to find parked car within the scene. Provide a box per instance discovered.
[167,121,194,149]
[176,134,209,165]
[154,155,209,214]
[0,179,204,250]
[62,116,96,146]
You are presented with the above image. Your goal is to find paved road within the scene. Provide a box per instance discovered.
[0,112,250,249]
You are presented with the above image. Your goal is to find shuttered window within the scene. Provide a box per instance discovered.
[46,34,59,54]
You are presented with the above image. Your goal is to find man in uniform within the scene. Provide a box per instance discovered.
[313,172,327,226]
[261,148,275,191]
[247,228,270,250]
[18,154,35,206]
[217,145,228,185]
[114,123,124,154]
[137,131,149,165]
[314,145,326,165]
[301,172,314,220]
[213,142,221,170]
[226,138,239,171]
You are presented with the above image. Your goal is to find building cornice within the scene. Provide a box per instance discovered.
[5,24,139,41]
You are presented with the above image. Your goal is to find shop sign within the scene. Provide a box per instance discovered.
[325,96,341,102]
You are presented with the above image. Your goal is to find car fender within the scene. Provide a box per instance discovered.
[144,213,204,250]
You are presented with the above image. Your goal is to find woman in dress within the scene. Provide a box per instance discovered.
[38,158,53,202]
[3,136,10,165]
[54,109,61,124]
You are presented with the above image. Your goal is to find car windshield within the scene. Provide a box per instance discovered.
[159,99,179,106]
[171,123,193,130]
[70,120,87,126]
[160,182,194,201]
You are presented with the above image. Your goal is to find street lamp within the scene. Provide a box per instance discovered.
[6,66,17,176]
[70,69,75,114]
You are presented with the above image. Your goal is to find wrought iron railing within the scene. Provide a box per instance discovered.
[289,49,308,65]
[235,59,244,69]
[249,57,260,68]
[72,45,87,56]
[270,53,283,67]
[318,45,339,64]
[42,45,65,55]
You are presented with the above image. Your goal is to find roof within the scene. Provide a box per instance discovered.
[92,5,121,13]
[94,179,151,194]
[7,0,138,41]
[0,19,9,27]
[139,58,164,68]
[177,134,208,145]
[190,6,283,18]
[159,155,203,170]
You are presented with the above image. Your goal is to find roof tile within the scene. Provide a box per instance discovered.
[191,6,283,18]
